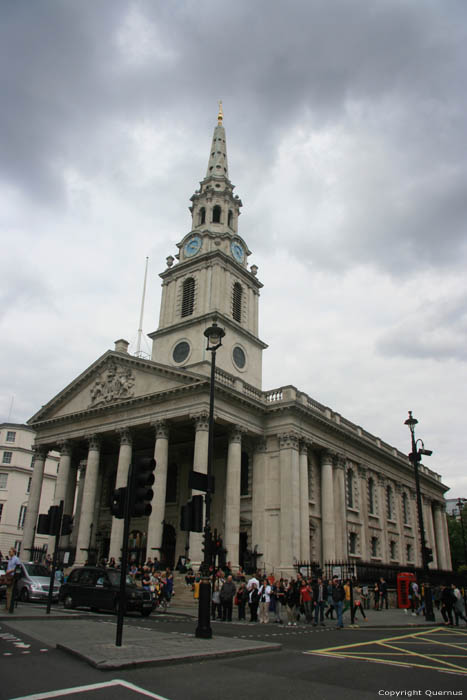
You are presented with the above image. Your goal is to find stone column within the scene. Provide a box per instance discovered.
[321,450,335,563]
[377,475,389,561]
[333,456,347,559]
[108,429,133,562]
[189,414,209,566]
[75,436,101,566]
[357,465,368,560]
[441,505,452,570]
[70,462,86,547]
[251,438,267,565]
[147,421,170,561]
[279,433,300,572]
[224,426,243,570]
[22,446,49,556]
[299,441,310,561]
[48,441,73,552]
[433,502,447,570]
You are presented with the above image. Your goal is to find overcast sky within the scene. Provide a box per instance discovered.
[1,0,466,497]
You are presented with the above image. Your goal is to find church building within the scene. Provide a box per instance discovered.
[23,107,452,575]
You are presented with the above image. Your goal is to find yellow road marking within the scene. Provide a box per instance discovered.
[310,652,467,675]
[306,627,446,654]
[415,636,467,652]
[377,641,467,673]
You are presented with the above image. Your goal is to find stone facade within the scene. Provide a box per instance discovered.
[24,108,451,575]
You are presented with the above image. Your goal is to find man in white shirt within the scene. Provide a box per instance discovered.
[247,574,259,591]
[258,578,272,624]
[5,547,21,614]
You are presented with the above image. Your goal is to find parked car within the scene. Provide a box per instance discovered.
[59,566,153,616]
[0,561,61,602]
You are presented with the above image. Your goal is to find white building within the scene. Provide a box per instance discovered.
[0,423,58,557]
[23,107,452,575]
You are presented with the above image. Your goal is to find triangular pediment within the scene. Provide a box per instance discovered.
[29,351,204,424]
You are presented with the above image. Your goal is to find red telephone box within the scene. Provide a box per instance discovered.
[397,572,416,608]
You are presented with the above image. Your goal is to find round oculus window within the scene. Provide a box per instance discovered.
[173,341,190,363]
[233,346,246,369]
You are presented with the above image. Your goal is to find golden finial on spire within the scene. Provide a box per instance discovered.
[217,100,223,125]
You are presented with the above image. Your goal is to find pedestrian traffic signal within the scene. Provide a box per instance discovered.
[424,546,434,564]
[180,501,192,531]
[36,505,62,535]
[61,514,73,535]
[130,457,156,517]
[191,494,204,532]
[37,513,51,535]
[111,487,127,519]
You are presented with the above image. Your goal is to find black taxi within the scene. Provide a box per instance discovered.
[60,566,153,616]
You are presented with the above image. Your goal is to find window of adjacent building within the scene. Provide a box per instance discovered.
[389,540,397,560]
[212,205,221,223]
[2,451,12,464]
[349,532,357,555]
[181,277,195,317]
[347,468,354,508]
[370,536,379,557]
[14,540,21,556]
[406,543,413,562]
[6,431,16,442]
[240,452,249,496]
[30,455,35,468]
[0,473,8,489]
[386,485,394,520]
[402,492,409,524]
[232,282,243,322]
[368,477,375,514]
[165,463,178,503]
[18,505,27,529]
[26,477,32,494]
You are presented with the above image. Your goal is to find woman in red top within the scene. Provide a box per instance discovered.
[300,580,313,623]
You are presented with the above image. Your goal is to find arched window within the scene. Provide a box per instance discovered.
[212,205,221,223]
[347,469,354,508]
[198,207,206,225]
[368,477,375,514]
[402,492,409,524]
[232,282,243,322]
[386,485,393,520]
[181,277,195,317]
[228,210,233,228]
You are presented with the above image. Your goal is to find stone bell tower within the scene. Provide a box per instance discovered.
[149,103,267,388]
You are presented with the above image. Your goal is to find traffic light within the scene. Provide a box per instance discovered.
[61,514,73,535]
[424,546,434,564]
[37,513,51,535]
[191,494,204,532]
[111,487,127,519]
[36,505,63,535]
[130,457,156,517]
[180,501,192,531]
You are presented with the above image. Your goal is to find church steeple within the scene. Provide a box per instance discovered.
[189,103,241,235]
[205,101,229,179]
[150,105,267,390]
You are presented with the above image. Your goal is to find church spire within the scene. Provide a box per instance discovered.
[205,100,229,179]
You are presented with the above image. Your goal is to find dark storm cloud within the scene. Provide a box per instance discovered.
[1,0,466,273]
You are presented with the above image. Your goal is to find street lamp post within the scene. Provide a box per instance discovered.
[456,498,467,567]
[404,411,435,622]
[195,319,225,640]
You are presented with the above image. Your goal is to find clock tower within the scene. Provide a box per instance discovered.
[149,104,267,388]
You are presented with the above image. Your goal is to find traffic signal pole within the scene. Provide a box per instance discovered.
[46,500,63,615]
[116,462,133,647]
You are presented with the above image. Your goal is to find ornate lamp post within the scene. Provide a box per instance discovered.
[404,411,435,622]
[195,319,225,639]
[455,498,467,567]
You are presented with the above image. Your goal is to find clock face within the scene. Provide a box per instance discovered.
[231,241,244,263]
[184,236,202,257]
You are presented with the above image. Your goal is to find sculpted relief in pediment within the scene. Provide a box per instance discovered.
[89,359,135,408]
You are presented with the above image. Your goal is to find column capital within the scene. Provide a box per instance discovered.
[58,440,73,457]
[278,432,300,449]
[377,473,386,486]
[32,444,49,460]
[228,425,245,443]
[395,483,403,494]
[320,448,336,466]
[299,439,311,456]
[334,454,347,470]
[153,421,170,440]
[191,412,210,432]
[409,487,417,500]
[87,434,101,451]
[117,427,133,446]
[433,500,446,512]
[422,494,432,506]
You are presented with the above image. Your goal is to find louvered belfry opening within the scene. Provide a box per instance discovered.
[181,277,195,317]
[232,282,242,322]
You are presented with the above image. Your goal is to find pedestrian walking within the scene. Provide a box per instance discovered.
[258,578,272,624]
[4,548,21,614]
[331,577,346,629]
[312,577,327,626]
[379,578,388,610]
[249,582,260,622]
[352,584,367,622]
[220,575,236,621]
